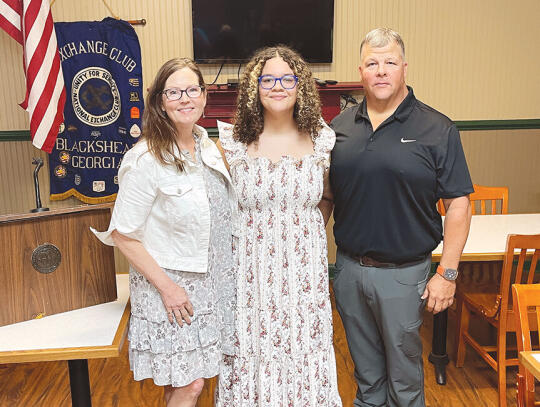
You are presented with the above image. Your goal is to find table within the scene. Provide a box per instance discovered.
[0,274,130,407]
[428,213,540,385]
[519,351,540,381]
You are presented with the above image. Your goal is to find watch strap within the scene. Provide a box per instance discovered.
[436,264,458,281]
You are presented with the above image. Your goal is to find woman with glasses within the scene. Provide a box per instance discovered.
[216,46,342,406]
[92,58,237,407]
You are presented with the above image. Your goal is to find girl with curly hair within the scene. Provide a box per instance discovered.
[216,45,342,406]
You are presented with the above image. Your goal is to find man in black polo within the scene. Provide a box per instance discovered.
[328,28,473,407]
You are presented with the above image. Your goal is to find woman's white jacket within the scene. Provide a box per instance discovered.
[92,125,238,273]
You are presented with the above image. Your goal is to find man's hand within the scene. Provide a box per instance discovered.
[421,273,456,314]
[424,195,471,314]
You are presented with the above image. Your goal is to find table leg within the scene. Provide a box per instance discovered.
[68,359,92,407]
[428,309,449,385]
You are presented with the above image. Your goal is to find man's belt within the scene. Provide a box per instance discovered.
[346,253,428,269]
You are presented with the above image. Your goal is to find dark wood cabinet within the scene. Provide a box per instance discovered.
[199,82,363,127]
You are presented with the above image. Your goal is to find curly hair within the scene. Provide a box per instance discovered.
[141,58,206,172]
[233,45,322,144]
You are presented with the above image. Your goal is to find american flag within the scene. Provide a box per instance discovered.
[0,0,65,153]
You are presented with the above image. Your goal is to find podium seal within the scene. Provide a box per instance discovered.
[31,243,62,274]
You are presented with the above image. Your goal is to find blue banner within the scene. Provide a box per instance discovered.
[49,18,143,203]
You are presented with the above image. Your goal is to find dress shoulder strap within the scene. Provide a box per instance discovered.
[217,120,245,167]
[314,119,336,169]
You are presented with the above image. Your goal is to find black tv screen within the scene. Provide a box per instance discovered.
[192,0,334,63]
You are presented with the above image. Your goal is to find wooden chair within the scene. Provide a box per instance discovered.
[512,283,540,407]
[455,234,540,407]
[440,184,509,288]
[439,183,509,340]
[437,184,509,215]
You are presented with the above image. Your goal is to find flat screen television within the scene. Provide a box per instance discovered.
[192,0,334,64]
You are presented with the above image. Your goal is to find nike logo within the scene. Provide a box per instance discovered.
[401,138,416,143]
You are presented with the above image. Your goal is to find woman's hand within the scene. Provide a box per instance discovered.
[111,230,195,326]
[159,281,194,326]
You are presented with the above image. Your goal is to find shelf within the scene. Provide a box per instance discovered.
[198,82,363,127]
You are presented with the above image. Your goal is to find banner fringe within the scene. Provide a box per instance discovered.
[50,188,117,204]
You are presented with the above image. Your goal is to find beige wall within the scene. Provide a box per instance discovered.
[1,1,539,219]
[324,128,540,263]
[2,127,540,215]
[461,129,540,213]
[1,0,540,128]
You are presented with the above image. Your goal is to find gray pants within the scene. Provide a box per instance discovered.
[333,250,431,407]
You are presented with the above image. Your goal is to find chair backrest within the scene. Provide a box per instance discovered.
[512,283,540,406]
[477,234,540,319]
[499,234,540,313]
[512,284,540,356]
[437,184,509,215]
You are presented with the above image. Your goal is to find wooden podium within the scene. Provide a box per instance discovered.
[0,203,117,327]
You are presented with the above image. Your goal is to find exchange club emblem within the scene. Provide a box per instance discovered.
[72,67,121,127]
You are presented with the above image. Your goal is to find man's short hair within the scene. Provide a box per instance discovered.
[360,28,405,60]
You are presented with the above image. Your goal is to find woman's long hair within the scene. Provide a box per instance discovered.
[233,45,322,144]
[141,58,206,171]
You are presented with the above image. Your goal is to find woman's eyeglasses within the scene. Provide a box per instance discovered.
[258,74,298,90]
[162,85,205,100]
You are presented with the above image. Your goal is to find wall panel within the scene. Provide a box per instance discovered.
[0,141,129,272]
[460,129,540,214]
[1,0,539,130]
[1,0,539,266]
[0,141,80,214]
[324,128,540,263]
[3,127,539,216]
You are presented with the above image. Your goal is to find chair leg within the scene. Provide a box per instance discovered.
[497,336,507,407]
[523,368,535,407]
[453,295,463,361]
[525,387,535,407]
[497,367,507,407]
[455,299,469,367]
[516,373,525,407]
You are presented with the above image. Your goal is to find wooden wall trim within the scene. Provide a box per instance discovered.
[0,130,31,141]
[3,118,540,142]
[454,119,540,131]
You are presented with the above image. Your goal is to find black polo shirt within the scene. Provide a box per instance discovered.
[330,87,473,263]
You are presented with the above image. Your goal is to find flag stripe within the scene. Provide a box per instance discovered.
[24,0,46,58]
[0,1,22,43]
[34,69,65,151]
[31,47,60,136]
[0,13,21,43]
[26,20,56,114]
[1,0,65,153]
[31,42,60,126]
[0,0,20,28]
[4,0,20,10]
[39,83,66,152]
[25,11,53,104]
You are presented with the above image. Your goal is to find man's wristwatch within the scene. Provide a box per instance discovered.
[436,265,458,281]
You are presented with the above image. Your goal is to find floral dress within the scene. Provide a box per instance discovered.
[127,134,235,387]
[216,121,342,406]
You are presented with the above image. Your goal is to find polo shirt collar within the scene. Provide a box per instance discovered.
[355,96,370,121]
[355,86,416,123]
